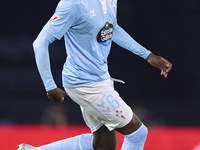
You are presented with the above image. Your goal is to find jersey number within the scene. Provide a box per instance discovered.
[97,94,120,114]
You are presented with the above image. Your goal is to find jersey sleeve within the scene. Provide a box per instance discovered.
[44,0,77,40]
[112,23,151,60]
[33,29,57,91]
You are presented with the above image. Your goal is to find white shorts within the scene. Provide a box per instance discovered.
[65,78,133,133]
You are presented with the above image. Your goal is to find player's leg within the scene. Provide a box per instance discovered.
[17,134,94,150]
[116,114,148,150]
[65,81,119,150]
[33,125,115,150]
[92,125,117,150]
[40,134,93,150]
[93,78,147,150]
[65,78,147,150]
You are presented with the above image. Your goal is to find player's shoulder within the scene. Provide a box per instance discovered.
[55,0,81,13]
[59,0,81,5]
[57,0,82,10]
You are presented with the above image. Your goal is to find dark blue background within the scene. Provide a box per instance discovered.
[0,0,200,126]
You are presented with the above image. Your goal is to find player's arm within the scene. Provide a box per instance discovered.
[33,29,67,102]
[147,53,172,78]
[112,24,172,77]
[112,24,151,59]
[33,0,76,102]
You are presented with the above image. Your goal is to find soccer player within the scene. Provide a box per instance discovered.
[18,0,172,149]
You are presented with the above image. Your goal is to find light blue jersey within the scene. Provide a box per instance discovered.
[36,0,151,90]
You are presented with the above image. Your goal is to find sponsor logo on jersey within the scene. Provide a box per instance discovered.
[90,9,96,17]
[97,22,113,46]
[48,14,60,23]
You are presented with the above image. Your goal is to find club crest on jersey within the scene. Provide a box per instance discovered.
[116,110,125,119]
[48,14,60,23]
[97,22,113,46]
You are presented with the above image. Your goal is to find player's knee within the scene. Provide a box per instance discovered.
[125,124,148,144]
[121,125,147,150]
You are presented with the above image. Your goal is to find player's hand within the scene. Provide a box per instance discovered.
[47,88,68,102]
[147,53,172,78]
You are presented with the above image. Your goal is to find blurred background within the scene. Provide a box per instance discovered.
[0,0,200,126]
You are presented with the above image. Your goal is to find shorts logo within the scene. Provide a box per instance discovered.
[48,14,60,23]
[97,22,113,46]
[97,95,120,114]
[116,110,125,119]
